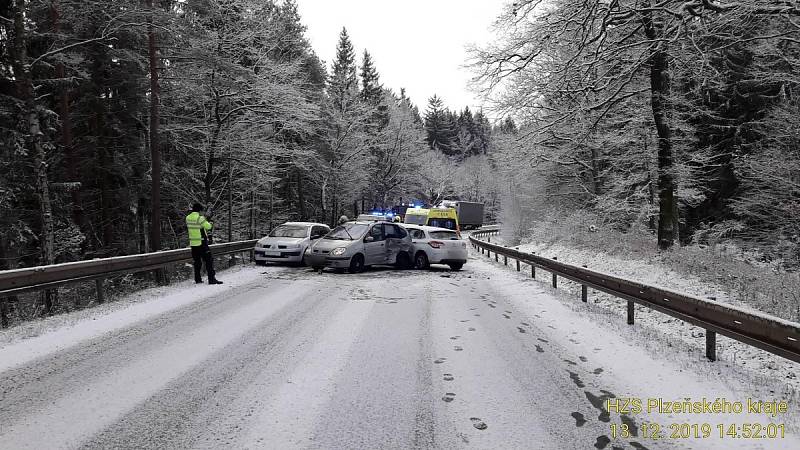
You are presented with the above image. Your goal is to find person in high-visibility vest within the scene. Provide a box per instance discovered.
[186,203,222,284]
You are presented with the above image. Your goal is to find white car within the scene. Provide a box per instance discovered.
[404,225,468,271]
[254,222,330,266]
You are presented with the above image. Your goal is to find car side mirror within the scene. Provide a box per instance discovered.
[364,235,375,243]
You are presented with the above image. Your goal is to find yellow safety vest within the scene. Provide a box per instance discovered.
[186,211,212,247]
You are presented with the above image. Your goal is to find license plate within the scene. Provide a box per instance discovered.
[265,251,280,257]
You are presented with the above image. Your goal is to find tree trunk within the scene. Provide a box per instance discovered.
[296,170,307,220]
[14,0,56,313]
[649,46,677,249]
[147,0,161,253]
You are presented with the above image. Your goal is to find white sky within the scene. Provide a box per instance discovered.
[294,0,507,115]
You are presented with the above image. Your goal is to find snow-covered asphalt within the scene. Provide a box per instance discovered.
[0,253,798,449]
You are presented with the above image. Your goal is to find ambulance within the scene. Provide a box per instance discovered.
[403,206,460,232]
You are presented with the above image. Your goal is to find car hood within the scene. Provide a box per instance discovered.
[257,237,305,246]
[312,238,358,251]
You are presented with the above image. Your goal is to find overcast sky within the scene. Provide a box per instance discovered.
[294,0,507,115]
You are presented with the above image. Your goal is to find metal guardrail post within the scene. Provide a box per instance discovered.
[531,252,536,278]
[495,252,499,262]
[627,301,635,325]
[0,298,8,328]
[552,257,558,288]
[706,331,717,361]
[504,255,507,266]
[581,265,588,302]
[516,248,521,271]
[95,278,105,304]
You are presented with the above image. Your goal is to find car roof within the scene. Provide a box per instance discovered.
[281,222,329,227]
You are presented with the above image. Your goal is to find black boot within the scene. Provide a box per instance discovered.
[195,279,203,284]
[209,279,223,285]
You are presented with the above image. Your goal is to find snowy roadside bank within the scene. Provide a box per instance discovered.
[480,233,800,401]
[0,264,276,371]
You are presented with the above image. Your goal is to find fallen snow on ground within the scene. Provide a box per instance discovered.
[488,236,800,401]
[0,264,275,372]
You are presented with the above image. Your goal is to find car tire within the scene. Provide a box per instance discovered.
[414,252,429,270]
[348,254,365,273]
[448,262,463,271]
[255,260,267,266]
[395,252,412,269]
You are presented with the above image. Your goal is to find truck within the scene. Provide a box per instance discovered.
[439,200,484,229]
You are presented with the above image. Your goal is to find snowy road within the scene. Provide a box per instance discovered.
[0,253,798,449]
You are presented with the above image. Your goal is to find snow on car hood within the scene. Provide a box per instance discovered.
[312,237,358,251]
[257,237,305,246]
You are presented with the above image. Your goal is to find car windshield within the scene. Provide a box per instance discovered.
[268,225,308,238]
[325,223,369,240]
[430,230,459,240]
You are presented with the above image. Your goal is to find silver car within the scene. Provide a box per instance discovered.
[305,221,414,273]
[254,222,330,265]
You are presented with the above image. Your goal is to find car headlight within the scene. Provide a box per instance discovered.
[331,247,347,256]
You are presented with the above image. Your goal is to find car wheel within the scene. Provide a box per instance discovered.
[395,252,412,269]
[255,260,267,266]
[415,252,429,270]
[348,254,365,273]
[448,262,463,271]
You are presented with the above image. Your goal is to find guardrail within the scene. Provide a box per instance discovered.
[470,229,800,364]
[0,240,258,326]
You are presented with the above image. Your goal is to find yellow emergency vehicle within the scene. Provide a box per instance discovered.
[403,207,460,232]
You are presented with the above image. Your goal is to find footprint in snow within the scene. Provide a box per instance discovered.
[488,304,496,308]
[521,322,530,327]
[535,345,545,353]
[434,358,447,364]
[443,373,454,381]
[450,336,460,340]
[505,310,512,314]
[470,417,488,430]
[468,327,476,332]
[502,314,511,319]
[594,435,611,449]
[442,392,456,402]
[571,412,587,427]
[593,368,604,375]
[579,356,588,362]
[517,326,527,334]
[537,338,549,343]
[563,359,577,366]
[460,319,470,323]
[454,346,463,351]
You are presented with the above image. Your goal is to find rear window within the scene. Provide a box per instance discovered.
[429,230,459,240]
[427,218,457,230]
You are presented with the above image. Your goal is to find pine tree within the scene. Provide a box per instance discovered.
[424,95,454,154]
[360,49,388,128]
[329,27,358,112]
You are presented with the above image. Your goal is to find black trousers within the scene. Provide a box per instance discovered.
[191,245,216,282]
